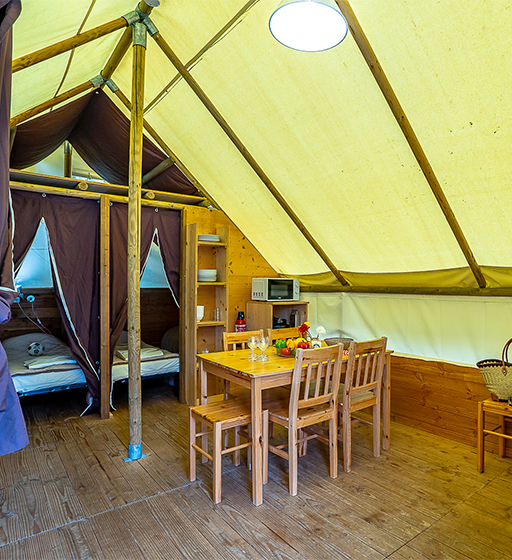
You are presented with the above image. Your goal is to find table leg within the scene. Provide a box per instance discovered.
[199,359,208,463]
[251,377,263,506]
[477,401,484,473]
[499,413,506,458]
[382,353,391,450]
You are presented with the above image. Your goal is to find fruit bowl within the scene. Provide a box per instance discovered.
[275,346,296,357]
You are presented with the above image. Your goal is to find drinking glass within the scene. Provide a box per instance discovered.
[247,335,260,361]
[258,336,270,362]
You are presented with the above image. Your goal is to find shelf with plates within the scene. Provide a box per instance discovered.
[183,222,229,403]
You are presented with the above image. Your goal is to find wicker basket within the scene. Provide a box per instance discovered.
[476,337,512,401]
[324,337,353,350]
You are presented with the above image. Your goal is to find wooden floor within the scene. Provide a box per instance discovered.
[1,380,511,560]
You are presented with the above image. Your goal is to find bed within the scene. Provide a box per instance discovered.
[3,331,179,397]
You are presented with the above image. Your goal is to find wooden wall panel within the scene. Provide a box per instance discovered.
[0,289,62,341]
[184,206,277,333]
[390,355,512,457]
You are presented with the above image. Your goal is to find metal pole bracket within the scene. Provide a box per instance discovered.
[132,21,147,48]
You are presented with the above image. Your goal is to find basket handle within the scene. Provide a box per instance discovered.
[501,337,512,375]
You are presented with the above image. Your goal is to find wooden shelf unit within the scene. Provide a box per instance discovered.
[245,300,308,333]
[183,222,229,404]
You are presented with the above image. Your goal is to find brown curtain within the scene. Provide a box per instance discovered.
[11,191,101,407]
[10,89,199,197]
[109,203,181,357]
[10,93,92,170]
[0,0,28,456]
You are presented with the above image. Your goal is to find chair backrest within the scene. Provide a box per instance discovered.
[289,345,344,420]
[343,337,387,399]
[222,330,264,351]
[267,327,300,342]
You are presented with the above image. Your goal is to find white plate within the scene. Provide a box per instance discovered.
[198,234,220,242]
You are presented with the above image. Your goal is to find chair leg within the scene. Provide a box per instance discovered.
[329,415,338,479]
[263,410,269,485]
[234,426,241,466]
[288,425,298,496]
[477,401,485,473]
[212,422,222,504]
[373,399,381,458]
[247,423,252,471]
[342,408,351,473]
[189,410,197,482]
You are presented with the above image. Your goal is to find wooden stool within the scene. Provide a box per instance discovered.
[477,399,512,472]
[189,398,268,504]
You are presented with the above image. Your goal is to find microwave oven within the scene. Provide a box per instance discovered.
[251,278,300,301]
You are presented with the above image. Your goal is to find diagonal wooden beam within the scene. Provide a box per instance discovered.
[144,0,261,115]
[111,86,218,209]
[336,1,487,289]
[12,17,129,73]
[150,29,350,287]
[10,80,97,127]
[142,156,174,185]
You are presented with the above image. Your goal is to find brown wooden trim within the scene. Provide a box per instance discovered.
[12,17,128,73]
[9,126,16,153]
[142,156,175,185]
[99,196,111,420]
[301,284,512,296]
[10,81,95,127]
[9,181,202,210]
[336,0,486,289]
[150,31,350,287]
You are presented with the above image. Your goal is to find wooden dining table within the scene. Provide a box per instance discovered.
[197,347,392,506]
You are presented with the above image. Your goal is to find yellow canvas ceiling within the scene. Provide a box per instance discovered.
[10,0,512,290]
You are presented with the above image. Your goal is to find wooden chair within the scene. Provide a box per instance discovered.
[222,329,264,351]
[267,326,300,342]
[189,399,268,504]
[338,337,387,473]
[266,344,344,496]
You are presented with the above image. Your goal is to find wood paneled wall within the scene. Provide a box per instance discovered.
[184,206,277,333]
[390,355,512,457]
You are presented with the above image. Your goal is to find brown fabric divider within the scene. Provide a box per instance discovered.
[109,203,181,363]
[11,191,101,407]
[10,93,93,170]
[69,89,198,195]
[0,0,28,456]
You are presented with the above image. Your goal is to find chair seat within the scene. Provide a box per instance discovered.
[191,398,252,425]
[339,383,375,405]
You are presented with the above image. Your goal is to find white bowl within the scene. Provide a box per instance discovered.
[197,305,204,322]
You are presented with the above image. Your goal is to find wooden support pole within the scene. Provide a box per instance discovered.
[12,17,128,73]
[63,141,72,178]
[150,31,350,286]
[142,156,174,185]
[336,0,487,289]
[99,196,111,420]
[126,22,147,461]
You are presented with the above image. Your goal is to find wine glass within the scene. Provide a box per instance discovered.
[247,335,260,361]
[258,336,270,362]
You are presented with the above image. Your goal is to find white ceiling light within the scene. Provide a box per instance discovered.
[269,0,348,52]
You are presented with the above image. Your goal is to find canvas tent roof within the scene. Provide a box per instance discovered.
[10,0,512,293]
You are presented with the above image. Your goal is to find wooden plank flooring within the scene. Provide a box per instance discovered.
[0,379,511,559]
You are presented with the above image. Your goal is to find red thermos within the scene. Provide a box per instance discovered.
[235,311,246,332]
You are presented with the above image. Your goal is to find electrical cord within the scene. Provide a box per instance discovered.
[16,299,52,335]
